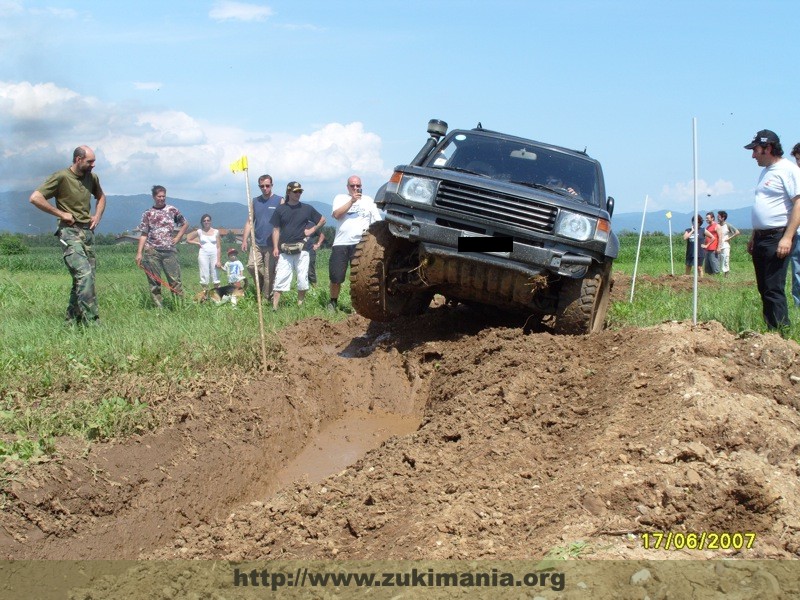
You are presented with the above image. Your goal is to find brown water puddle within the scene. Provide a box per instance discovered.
[266,410,420,495]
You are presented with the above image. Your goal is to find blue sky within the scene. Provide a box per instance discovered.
[2,0,799,219]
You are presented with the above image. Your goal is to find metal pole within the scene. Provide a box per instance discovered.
[666,211,674,275]
[630,194,649,303]
[692,118,699,325]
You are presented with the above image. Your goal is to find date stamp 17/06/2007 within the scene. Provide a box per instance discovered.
[642,532,756,552]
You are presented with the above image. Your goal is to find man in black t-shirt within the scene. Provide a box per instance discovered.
[269,181,325,310]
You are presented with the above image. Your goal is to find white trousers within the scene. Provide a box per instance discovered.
[199,250,219,286]
[273,251,309,292]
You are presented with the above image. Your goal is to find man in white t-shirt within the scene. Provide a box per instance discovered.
[327,175,383,311]
[745,129,800,330]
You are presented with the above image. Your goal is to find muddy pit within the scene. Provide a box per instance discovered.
[2,276,800,567]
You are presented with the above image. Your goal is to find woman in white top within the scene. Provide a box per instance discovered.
[187,213,222,290]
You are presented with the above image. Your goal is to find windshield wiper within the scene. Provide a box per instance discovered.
[510,180,577,198]
[510,180,552,191]
[438,166,490,177]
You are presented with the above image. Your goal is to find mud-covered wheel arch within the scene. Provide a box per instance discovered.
[553,262,613,335]
[349,222,433,322]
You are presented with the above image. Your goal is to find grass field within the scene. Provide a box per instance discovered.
[1,232,798,466]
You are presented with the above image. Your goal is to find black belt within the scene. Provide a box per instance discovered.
[753,227,785,238]
[60,222,92,229]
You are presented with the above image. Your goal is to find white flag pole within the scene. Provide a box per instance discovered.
[630,194,649,303]
[666,211,674,275]
[692,118,699,325]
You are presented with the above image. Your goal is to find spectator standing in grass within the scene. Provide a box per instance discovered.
[745,129,800,329]
[702,212,721,275]
[135,185,189,309]
[716,210,740,278]
[29,146,106,326]
[789,143,800,306]
[270,181,325,311]
[327,175,384,311]
[683,214,706,278]
[241,174,283,300]
[303,220,326,286]
[186,213,222,293]
[224,247,246,288]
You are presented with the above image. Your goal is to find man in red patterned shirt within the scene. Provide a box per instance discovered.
[135,185,189,308]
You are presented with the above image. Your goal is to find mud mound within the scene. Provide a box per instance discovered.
[3,305,800,563]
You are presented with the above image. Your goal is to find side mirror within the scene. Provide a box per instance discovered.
[606,196,615,217]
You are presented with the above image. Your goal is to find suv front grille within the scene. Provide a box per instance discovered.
[435,181,557,234]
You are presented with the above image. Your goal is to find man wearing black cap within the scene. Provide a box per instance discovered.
[745,129,800,330]
[270,181,326,311]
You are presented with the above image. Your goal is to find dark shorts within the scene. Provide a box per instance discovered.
[329,244,358,284]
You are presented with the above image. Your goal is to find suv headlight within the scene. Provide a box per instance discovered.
[399,176,437,205]
[555,211,594,242]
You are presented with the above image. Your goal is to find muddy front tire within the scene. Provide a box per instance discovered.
[349,222,432,322]
[553,263,612,335]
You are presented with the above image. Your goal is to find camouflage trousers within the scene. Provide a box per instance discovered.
[141,246,183,308]
[59,226,99,324]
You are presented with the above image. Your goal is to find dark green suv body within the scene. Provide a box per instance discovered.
[350,120,618,334]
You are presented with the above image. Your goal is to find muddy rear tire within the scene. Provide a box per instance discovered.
[553,263,612,335]
[350,222,432,322]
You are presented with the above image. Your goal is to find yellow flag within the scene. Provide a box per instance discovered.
[230,156,248,173]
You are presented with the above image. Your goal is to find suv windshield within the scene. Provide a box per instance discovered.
[427,131,601,206]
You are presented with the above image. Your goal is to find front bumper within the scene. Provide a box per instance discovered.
[385,212,596,279]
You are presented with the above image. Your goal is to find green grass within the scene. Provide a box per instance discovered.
[611,232,800,339]
[0,233,798,471]
[0,243,351,465]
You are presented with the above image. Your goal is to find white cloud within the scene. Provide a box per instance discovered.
[659,178,736,207]
[209,1,273,22]
[0,80,389,203]
[0,80,81,120]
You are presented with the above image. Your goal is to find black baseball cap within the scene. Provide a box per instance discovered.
[744,129,779,149]
[286,181,304,193]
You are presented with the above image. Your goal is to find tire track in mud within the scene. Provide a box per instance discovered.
[4,304,800,562]
[0,316,425,559]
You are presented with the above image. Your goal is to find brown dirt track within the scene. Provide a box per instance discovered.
[3,278,800,569]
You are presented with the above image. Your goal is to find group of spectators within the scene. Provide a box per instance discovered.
[682,210,740,278]
[238,174,382,312]
[29,146,382,324]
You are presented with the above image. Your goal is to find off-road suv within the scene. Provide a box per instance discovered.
[349,119,618,334]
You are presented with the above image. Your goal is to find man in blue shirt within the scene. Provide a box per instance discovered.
[241,174,283,299]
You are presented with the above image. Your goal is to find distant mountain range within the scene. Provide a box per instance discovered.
[1,189,752,236]
[0,191,332,236]
[610,206,752,235]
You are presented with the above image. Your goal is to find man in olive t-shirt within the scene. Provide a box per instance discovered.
[29,146,106,325]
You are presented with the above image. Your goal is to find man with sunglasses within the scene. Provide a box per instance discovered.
[270,181,325,311]
[745,130,800,330]
[327,175,383,311]
[241,174,283,300]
